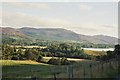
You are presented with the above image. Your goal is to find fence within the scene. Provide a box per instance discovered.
[50,58,118,79]
[2,58,119,80]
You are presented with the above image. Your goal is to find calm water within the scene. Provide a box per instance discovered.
[82,48,114,51]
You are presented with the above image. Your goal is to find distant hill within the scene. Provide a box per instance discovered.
[79,35,118,44]
[92,35,118,44]
[1,27,32,41]
[1,27,118,44]
[18,27,80,41]
[2,27,24,36]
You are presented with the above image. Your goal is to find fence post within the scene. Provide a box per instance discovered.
[67,65,70,80]
[83,64,86,79]
[53,73,56,80]
[97,62,99,72]
[101,61,104,77]
[109,60,112,69]
[31,77,36,80]
[89,64,92,78]
[71,65,74,78]
[67,65,73,80]
[53,66,57,80]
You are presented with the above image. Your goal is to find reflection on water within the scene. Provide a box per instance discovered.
[82,48,114,51]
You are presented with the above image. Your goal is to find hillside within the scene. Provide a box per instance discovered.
[92,35,118,44]
[1,27,24,36]
[18,27,80,41]
[1,27,118,44]
[1,27,32,44]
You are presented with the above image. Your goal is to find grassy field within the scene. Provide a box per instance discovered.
[2,60,66,78]
[1,59,94,79]
[43,57,90,62]
[84,50,107,56]
[1,58,118,79]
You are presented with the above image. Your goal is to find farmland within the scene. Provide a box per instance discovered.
[1,59,91,78]
[2,60,56,78]
[1,44,120,79]
[2,57,119,79]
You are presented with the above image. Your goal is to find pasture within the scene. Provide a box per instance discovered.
[2,58,118,79]
[2,59,93,79]
[84,50,107,56]
[2,60,63,78]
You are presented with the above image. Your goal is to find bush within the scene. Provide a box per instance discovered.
[47,57,61,65]
[11,56,19,60]
[47,57,70,65]
[61,57,70,65]
[36,55,43,62]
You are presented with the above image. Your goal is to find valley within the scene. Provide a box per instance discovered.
[1,27,119,79]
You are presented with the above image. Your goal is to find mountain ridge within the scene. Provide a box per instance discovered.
[1,27,118,44]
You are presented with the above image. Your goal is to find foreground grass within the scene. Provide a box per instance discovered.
[2,60,66,78]
[2,59,93,78]
[1,59,119,79]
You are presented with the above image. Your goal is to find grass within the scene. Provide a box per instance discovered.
[1,58,119,79]
[84,50,106,56]
[1,59,92,78]
[2,60,66,78]
[43,57,90,62]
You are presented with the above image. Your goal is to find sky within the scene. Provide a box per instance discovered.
[0,0,118,38]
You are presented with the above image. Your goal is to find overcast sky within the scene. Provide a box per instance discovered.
[1,1,118,37]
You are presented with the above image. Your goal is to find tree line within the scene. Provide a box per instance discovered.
[2,36,114,48]
[1,44,120,65]
[96,44,120,61]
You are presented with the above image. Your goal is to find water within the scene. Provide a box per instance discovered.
[82,48,114,51]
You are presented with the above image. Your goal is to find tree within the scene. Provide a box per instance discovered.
[114,44,120,55]
[24,49,34,60]
[36,55,43,62]
[107,51,114,59]
[61,57,70,65]
[47,57,61,65]
[16,48,24,60]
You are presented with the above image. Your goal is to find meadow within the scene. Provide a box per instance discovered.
[2,58,118,79]
[2,59,90,78]
[1,44,119,79]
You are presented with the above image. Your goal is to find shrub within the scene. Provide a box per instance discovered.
[47,57,70,65]
[61,57,70,65]
[11,56,19,60]
[47,57,61,65]
[36,55,43,62]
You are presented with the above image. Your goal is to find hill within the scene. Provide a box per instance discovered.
[1,27,32,44]
[1,27,24,36]
[1,27,118,44]
[18,27,80,41]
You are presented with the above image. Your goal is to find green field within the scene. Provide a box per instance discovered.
[2,60,66,78]
[2,58,118,79]
[1,59,94,79]
[1,48,119,79]
[84,50,106,56]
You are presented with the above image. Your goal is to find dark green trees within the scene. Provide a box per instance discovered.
[96,44,120,61]
[114,44,120,55]
[47,57,70,65]
[46,43,88,59]
[2,45,43,61]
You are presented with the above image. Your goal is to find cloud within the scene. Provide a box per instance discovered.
[3,2,50,10]
[79,4,92,11]
[1,0,19,2]
[2,11,118,37]
[68,22,118,37]
[101,24,118,28]
[2,11,71,27]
